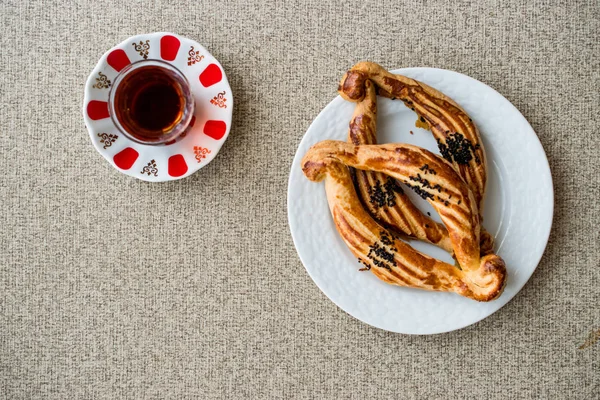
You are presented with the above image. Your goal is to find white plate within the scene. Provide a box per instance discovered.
[287,68,553,334]
[83,32,233,182]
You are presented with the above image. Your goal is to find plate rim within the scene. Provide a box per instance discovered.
[287,66,554,334]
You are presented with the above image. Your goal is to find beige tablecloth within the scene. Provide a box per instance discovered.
[1,0,598,398]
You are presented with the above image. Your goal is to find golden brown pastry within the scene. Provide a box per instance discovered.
[340,62,494,254]
[348,79,452,252]
[338,61,487,214]
[302,141,506,301]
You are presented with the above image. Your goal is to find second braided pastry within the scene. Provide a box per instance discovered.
[302,141,507,301]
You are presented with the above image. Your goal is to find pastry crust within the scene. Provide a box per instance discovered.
[340,62,493,255]
[302,141,506,301]
[339,62,487,214]
[348,79,452,252]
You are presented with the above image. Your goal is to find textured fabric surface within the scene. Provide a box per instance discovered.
[1,0,599,398]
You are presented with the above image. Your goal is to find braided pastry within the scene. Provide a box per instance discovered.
[347,79,452,252]
[339,61,487,213]
[302,141,506,301]
[340,62,493,254]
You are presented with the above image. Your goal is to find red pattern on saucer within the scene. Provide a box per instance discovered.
[160,35,180,61]
[113,147,139,170]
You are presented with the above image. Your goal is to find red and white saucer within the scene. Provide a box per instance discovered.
[83,32,233,181]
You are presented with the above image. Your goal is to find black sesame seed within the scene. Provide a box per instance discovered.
[380,230,394,245]
[367,180,386,208]
[436,132,480,165]
[419,164,437,175]
[407,183,433,200]
[383,177,404,206]
[364,231,398,271]
[368,178,403,208]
